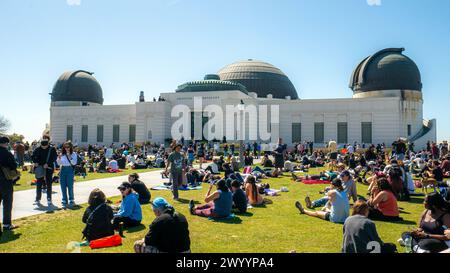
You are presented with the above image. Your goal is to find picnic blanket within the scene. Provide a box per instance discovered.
[301,180,331,185]
[151,185,202,191]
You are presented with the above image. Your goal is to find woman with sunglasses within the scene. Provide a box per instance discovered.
[56,141,78,209]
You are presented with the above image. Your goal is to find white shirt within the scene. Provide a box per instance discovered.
[57,153,78,167]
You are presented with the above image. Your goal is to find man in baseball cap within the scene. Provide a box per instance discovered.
[134,196,191,253]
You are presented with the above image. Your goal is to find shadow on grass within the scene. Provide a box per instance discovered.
[407,197,426,205]
[0,231,22,244]
[234,211,253,217]
[208,216,243,224]
[125,224,146,234]
[176,198,200,205]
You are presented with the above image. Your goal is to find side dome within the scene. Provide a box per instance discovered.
[51,70,104,105]
[217,59,298,99]
[350,48,422,93]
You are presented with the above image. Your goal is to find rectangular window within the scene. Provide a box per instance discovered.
[337,122,348,144]
[407,124,412,136]
[81,125,88,142]
[361,122,372,144]
[314,122,324,143]
[292,123,301,143]
[97,125,104,142]
[129,124,136,142]
[113,125,120,142]
[66,125,73,142]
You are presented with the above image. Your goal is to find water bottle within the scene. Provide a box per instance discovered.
[404,234,412,253]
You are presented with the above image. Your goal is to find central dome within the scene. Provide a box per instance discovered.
[217,59,298,99]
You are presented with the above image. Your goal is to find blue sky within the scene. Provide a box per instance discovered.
[1,0,449,142]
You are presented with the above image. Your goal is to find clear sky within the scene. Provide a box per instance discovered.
[1,0,449,142]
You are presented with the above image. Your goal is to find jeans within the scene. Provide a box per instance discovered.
[312,196,329,208]
[36,168,53,202]
[0,181,13,225]
[171,171,183,199]
[112,216,141,229]
[60,166,75,205]
[396,153,405,161]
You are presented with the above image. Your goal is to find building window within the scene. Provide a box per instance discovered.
[292,123,301,143]
[314,122,324,143]
[129,124,136,142]
[81,125,88,142]
[361,122,372,144]
[66,125,73,142]
[337,122,348,144]
[147,130,152,140]
[113,125,120,142]
[97,125,104,142]
[407,124,412,136]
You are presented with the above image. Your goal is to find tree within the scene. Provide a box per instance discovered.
[8,133,25,143]
[0,115,10,134]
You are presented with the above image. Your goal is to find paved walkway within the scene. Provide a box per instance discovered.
[1,169,167,221]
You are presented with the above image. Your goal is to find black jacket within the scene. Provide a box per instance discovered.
[145,208,190,253]
[131,179,151,204]
[32,146,57,167]
[0,146,17,184]
[82,203,115,241]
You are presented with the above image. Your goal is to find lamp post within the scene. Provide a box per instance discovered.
[238,100,245,168]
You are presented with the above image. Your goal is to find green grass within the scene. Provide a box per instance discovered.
[0,167,432,253]
[12,168,159,192]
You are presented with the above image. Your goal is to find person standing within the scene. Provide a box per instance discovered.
[56,141,78,209]
[32,135,57,208]
[165,144,185,201]
[13,141,25,168]
[0,136,19,230]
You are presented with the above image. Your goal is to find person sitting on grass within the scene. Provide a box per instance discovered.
[188,179,232,219]
[295,178,349,224]
[108,157,119,172]
[113,182,142,232]
[82,188,114,241]
[400,192,450,253]
[245,175,264,206]
[128,173,151,204]
[367,178,401,221]
[342,200,397,253]
[134,197,191,253]
[231,180,247,213]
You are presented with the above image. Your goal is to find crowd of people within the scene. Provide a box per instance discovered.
[1,134,450,253]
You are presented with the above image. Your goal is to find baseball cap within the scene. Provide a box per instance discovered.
[117,181,132,190]
[150,197,171,209]
[340,170,351,178]
[0,136,10,144]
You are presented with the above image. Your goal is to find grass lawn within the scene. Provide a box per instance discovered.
[12,168,160,192]
[0,166,437,253]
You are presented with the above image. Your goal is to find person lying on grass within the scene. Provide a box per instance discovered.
[295,178,349,224]
[134,197,191,253]
[342,200,397,253]
[112,182,142,232]
[82,188,114,242]
[188,179,232,218]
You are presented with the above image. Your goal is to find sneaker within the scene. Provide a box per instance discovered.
[295,201,305,214]
[3,224,19,230]
[188,200,195,215]
[305,196,313,209]
[33,200,41,206]
[61,203,67,209]
[69,202,76,208]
